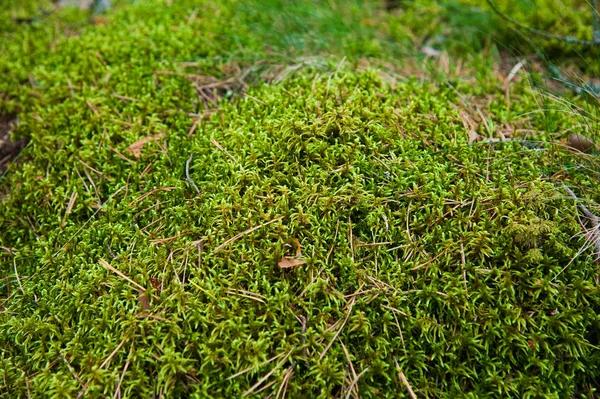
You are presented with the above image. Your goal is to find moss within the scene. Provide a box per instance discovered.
[1,0,600,398]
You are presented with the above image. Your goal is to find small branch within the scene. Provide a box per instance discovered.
[185,153,200,194]
[486,0,600,47]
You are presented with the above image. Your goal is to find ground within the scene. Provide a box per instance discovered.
[1,0,600,398]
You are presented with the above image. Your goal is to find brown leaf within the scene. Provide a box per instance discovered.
[149,277,160,291]
[567,134,595,153]
[278,256,307,269]
[126,134,164,158]
[138,291,151,310]
[468,130,481,145]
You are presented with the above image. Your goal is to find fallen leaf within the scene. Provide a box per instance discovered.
[468,130,481,144]
[149,277,160,291]
[126,134,164,158]
[278,256,307,269]
[567,134,595,153]
[138,291,151,310]
[290,238,302,257]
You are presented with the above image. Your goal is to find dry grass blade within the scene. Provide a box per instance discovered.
[66,190,78,214]
[113,343,134,399]
[210,138,238,163]
[13,258,25,295]
[275,364,295,399]
[319,297,355,360]
[128,187,176,207]
[214,216,284,253]
[339,339,358,399]
[227,350,288,381]
[394,357,417,399]
[505,60,525,85]
[226,289,266,303]
[99,337,128,369]
[242,349,294,397]
[99,258,146,292]
[561,184,600,259]
[344,367,369,399]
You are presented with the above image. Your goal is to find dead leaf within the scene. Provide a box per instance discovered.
[468,130,481,144]
[290,238,302,257]
[149,277,160,291]
[278,256,307,269]
[567,134,595,153]
[138,291,151,310]
[126,134,164,158]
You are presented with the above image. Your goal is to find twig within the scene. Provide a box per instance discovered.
[244,93,267,106]
[486,0,600,47]
[185,153,200,194]
[394,357,417,399]
[214,216,284,253]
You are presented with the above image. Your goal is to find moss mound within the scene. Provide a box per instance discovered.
[2,0,600,398]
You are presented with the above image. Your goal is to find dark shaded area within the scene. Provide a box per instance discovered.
[383,0,403,10]
[0,113,27,176]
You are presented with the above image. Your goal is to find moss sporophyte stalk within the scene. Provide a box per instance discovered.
[1,0,600,398]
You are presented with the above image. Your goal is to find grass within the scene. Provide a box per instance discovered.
[1,0,600,397]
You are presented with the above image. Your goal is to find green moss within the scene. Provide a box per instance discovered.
[1,0,600,398]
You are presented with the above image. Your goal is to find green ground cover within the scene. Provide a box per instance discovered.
[1,0,600,397]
